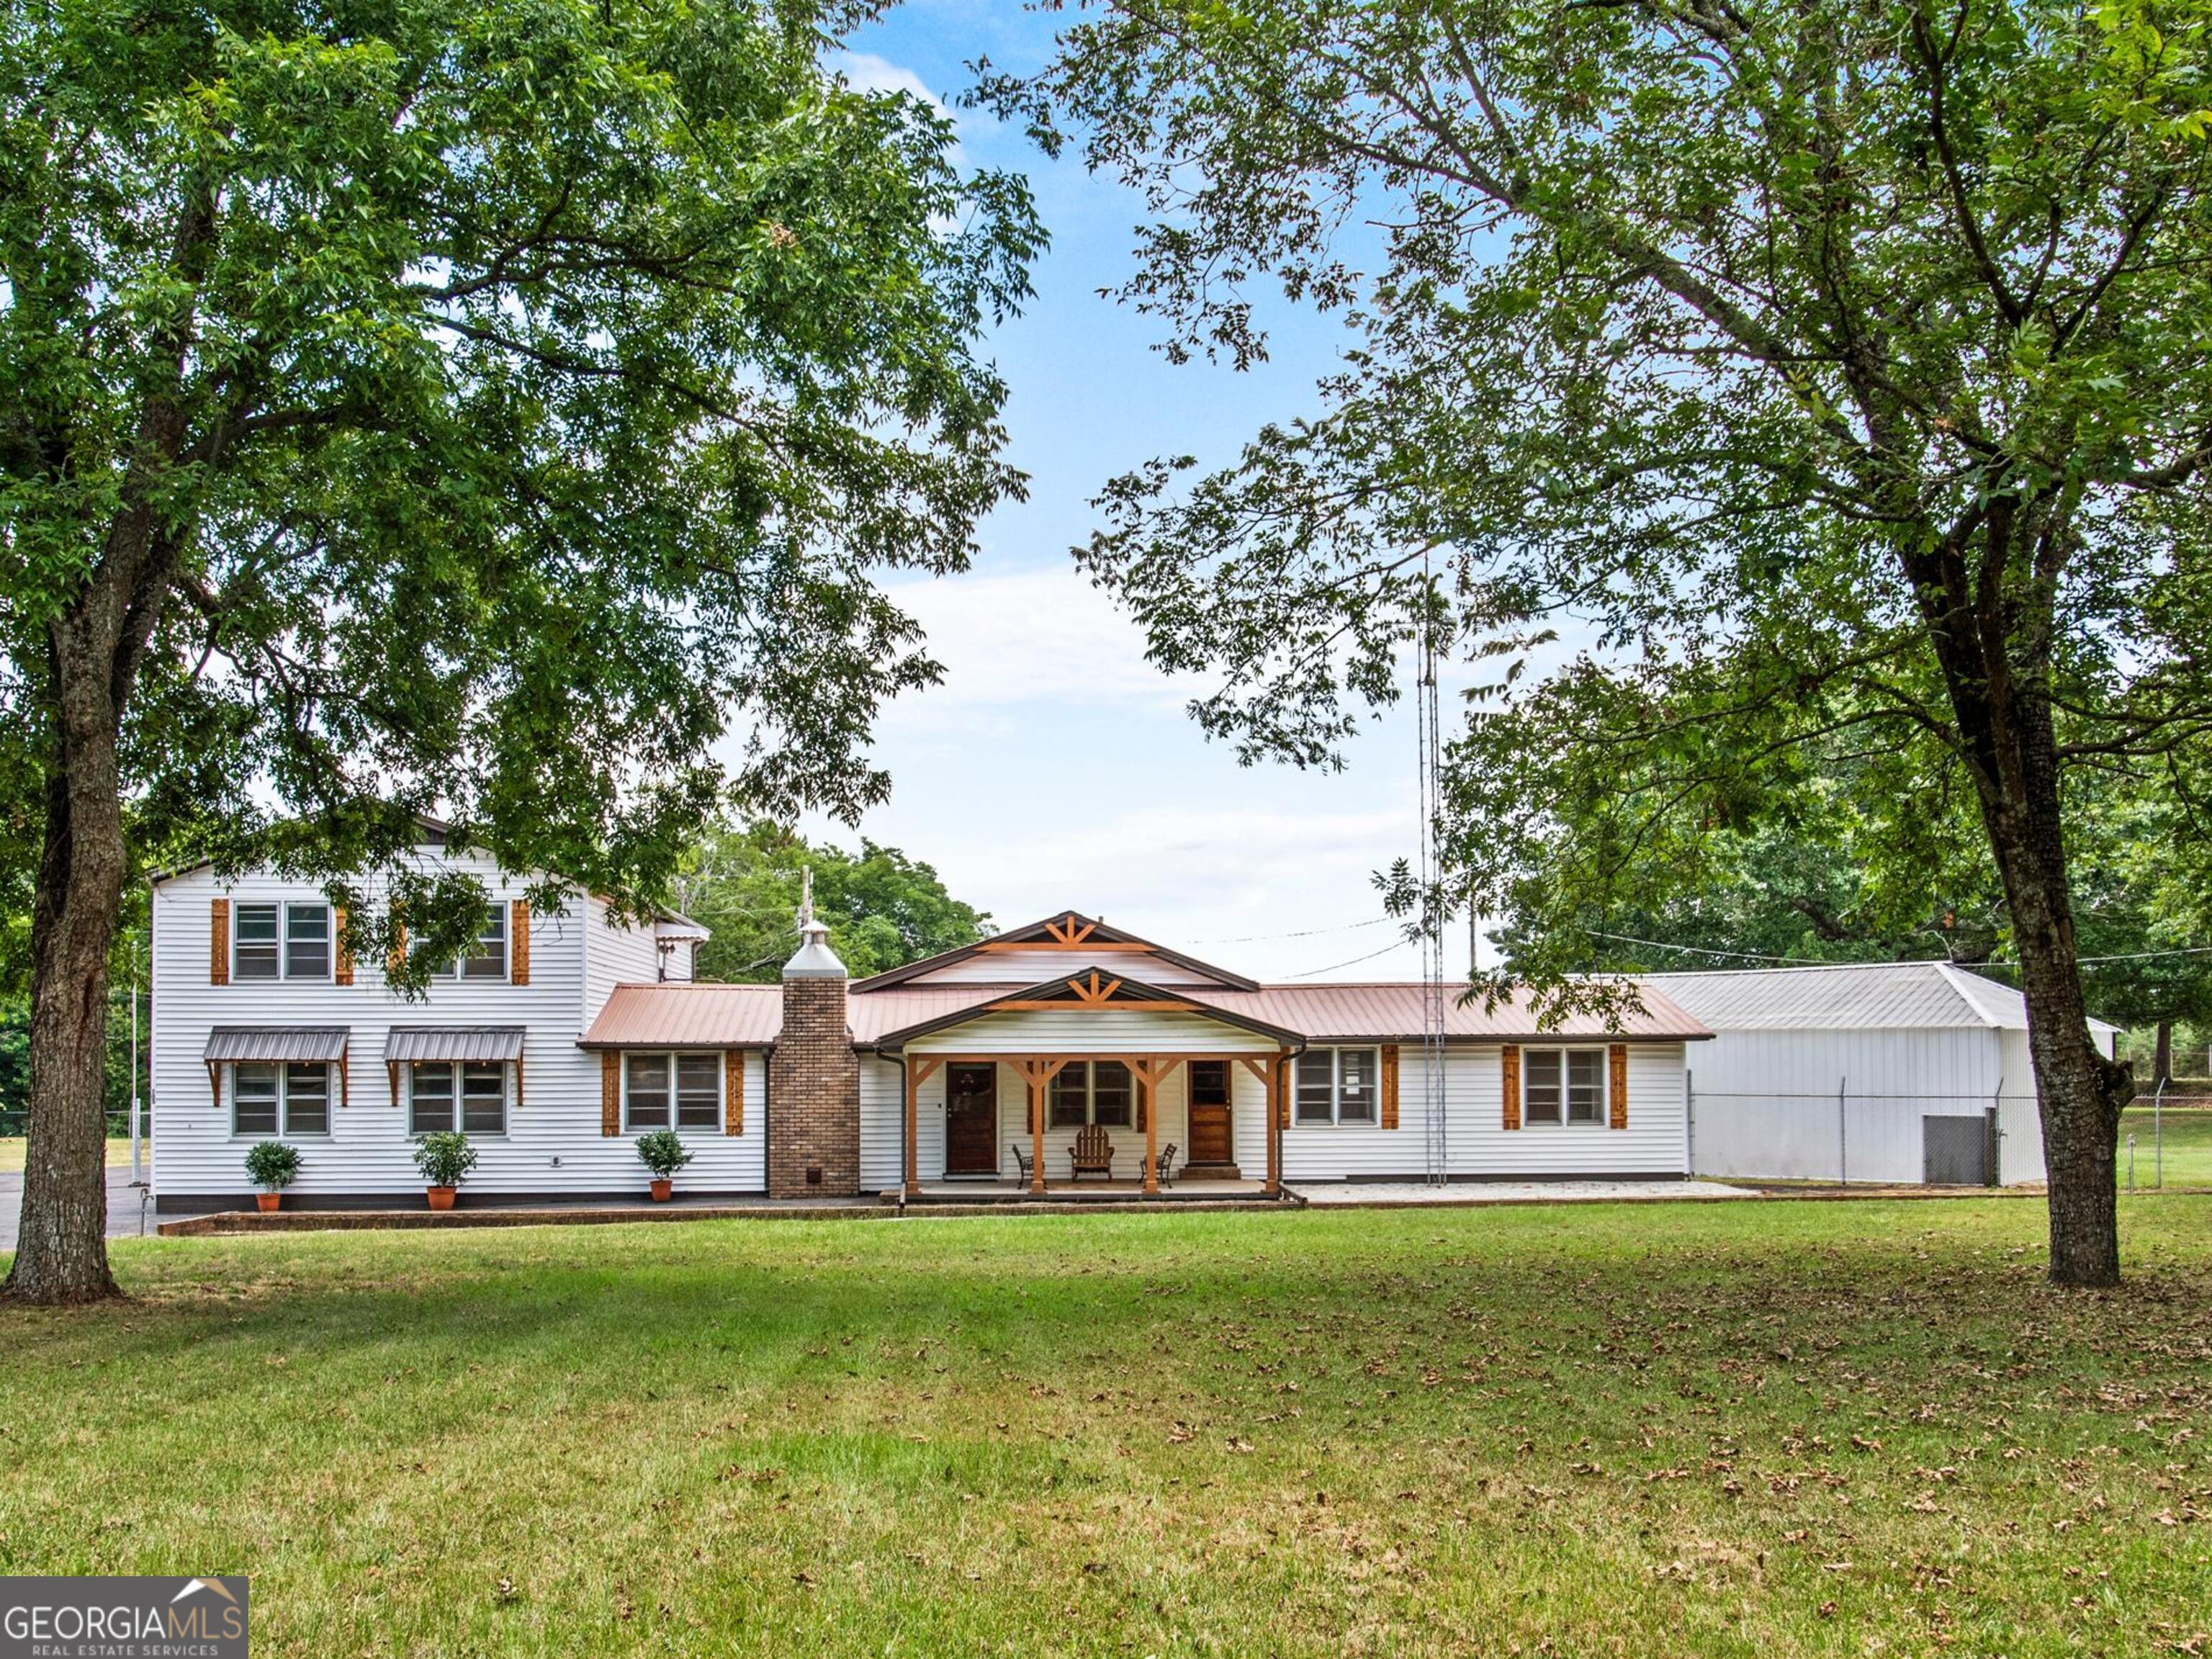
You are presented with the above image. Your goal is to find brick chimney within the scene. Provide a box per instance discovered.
[768,891,860,1198]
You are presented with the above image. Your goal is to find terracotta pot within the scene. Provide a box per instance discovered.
[649,1178,673,1202]
[256,1192,281,1213]
[426,1186,457,1212]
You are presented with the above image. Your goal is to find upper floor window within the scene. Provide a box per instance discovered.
[1294,1048,1377,1126]
[624,1052,721,1130]
[232,1061,331,1136]
[1523,1048,1606,1126]
[1048,1060,1133,1128]
[451,905,508,981]
[233,902,331,981]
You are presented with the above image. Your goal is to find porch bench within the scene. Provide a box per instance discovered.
[1069,1123,1115,1181]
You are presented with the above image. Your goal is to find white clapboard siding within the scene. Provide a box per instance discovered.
[1443,1043,1688,1179]
[904,1007,1278,1056]
[151,860,765,1202]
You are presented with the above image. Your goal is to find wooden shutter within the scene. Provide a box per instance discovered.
[1276,1055,1290,1130]
[601,1051,620,1136]
[1381,1045,1401,1129]
[1609,1043,1629,1130]
[724,1051,744,1135]
[333,905,354,986]
[510,900,530,985]
[210,898,229,985]
[1501,1044,1521,1131]
[387,904,408,976]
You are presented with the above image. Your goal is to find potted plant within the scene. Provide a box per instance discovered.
[243,1141,301,1213]
[413,1130,477,1211]
[635,1129,692,1202]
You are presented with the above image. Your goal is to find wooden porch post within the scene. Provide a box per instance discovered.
[1267,1051,1284,1197]
[1143,1062,1160,1194]
[1030,1069,1047,1195]
[902,1056,941,1198]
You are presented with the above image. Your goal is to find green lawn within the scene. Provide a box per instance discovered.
[0,1136,139,1172]
[4,1201,2208,1657]
[2118,1103,2212,1188]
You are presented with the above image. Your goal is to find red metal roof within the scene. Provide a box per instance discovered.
[580,983,784,1048]
[577,976,1709,1048]
[1188,982,1709,1042]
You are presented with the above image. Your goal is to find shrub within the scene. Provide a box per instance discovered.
[243,1140,300,1192]
[635,1130,693,1180]
[413,1130,477,1189]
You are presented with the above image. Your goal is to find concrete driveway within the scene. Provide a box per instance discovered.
[0,1164,161,1251]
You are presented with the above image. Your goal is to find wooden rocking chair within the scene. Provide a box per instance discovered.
[1069,1123,1115,1180]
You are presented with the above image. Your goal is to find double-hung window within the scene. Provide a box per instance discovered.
[1048,1061,1133,1128]
[1293,1048,1379,1125]
[233,1062,332,1136]
[455,906,508,981]
[624,1052,722,1131]
[408,1061,509,1135]
[1522,1048,1606,1126]
[233,902,333,981]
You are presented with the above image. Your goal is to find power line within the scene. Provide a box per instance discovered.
[1284,938,1413,979]
[1188,916,1394,945]
[1590,928,2212,970]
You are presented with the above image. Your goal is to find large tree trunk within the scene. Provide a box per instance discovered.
[5,667,130,1303]
[1955,608,2131,1285]
[1908,503,2133,1287]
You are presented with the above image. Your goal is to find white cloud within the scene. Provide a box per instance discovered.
[877,566,1202,717]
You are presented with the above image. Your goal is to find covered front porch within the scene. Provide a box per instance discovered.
[896,1050,1288,1197]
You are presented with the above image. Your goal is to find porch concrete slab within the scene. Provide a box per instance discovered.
[1285,1179,1757,1207]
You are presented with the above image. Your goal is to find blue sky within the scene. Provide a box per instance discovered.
[784,3,1470,983]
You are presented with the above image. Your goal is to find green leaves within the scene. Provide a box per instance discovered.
[1000,0,2212,1001]
[1,0,1043,926]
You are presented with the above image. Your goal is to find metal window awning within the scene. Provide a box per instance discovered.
[384,1028,526,1064]
[204,1027,351,1064]
[203,1028,353,1111]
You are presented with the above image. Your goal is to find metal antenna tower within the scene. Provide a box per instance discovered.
[1416,557,1449,1184]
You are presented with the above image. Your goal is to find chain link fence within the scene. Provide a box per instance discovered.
[1687,1084,2028,1185]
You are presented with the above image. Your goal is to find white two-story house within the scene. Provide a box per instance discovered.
[150,830,1714,1210]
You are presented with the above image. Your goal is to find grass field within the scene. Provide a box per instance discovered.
[2118,1103,2212,1187]
[4,1200,2208,1657]
[0,1136,138,1172]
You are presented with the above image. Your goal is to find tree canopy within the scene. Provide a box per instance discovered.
[990,0,2212,1284]
[1,0,1042,1300]
[675,820,989,981]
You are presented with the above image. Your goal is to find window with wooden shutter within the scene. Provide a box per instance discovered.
[510,899,530,985]
[1381,1045,1401,1129]
[1501,1044,1521,1130]
[1609,1043,1629,1129]
[210,898,230,985]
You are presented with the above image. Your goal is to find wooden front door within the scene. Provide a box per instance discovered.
[944,1064,999,1175]
[1187,1060,1233,1166]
